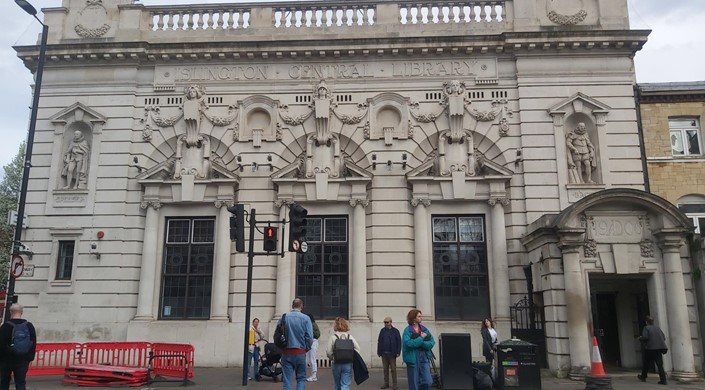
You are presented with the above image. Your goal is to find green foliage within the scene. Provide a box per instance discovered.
[0,143,25,289]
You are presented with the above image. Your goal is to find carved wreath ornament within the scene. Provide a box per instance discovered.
[74,0,111,38]
[547,10,588,25]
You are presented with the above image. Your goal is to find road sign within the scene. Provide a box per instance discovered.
[291,240,300,252]
[23,264,34,278]
[10,255,24,278]
[300,241,309,253]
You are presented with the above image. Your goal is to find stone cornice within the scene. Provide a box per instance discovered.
[14,30,649,70]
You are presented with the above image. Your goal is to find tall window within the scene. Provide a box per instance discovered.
[160,218,214,320]
[296,216,348,319]
[670,117,702,156]
[432,215,489,320]
[55,240,75,280]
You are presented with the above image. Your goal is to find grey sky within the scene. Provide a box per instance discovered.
[0,0,703,170]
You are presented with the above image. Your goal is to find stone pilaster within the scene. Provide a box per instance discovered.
[134,200,162,320]
[274,199,294,319]
[558,231,591,380]
[411,197,432,315]
[656,233,698,381]
[350,199,369,320]
[211,200,233,321]
[488,197,510,321]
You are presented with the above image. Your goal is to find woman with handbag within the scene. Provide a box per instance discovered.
[481,318,498,365]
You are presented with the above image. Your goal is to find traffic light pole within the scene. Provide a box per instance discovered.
[241,208,256,386]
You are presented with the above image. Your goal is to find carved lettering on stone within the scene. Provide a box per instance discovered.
[589,216,645,244]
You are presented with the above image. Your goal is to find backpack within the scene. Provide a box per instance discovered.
[8,321,32,356]
[273,314,287,349]
[312,321,321,340]
[333,334,354,363]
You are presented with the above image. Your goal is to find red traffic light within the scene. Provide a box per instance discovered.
[266,227,275,237]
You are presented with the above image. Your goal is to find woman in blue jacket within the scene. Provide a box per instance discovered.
[402,309,435,390]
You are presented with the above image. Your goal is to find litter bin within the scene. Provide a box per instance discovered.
[496,338,541,390]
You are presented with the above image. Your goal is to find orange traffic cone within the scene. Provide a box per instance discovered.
[591,336,607,377]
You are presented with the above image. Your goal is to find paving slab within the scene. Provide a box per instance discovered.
[21,367,705,390]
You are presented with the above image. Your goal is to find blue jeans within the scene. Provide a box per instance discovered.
[247,346,260,379]
[332,362,353,390]
[281,353,307,390]
[406,350,432,390]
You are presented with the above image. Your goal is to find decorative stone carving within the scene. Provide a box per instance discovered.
[74,0,111,38]
[438,130,476,176]
[279,105,312,126]
[174,136,211,179]
[566,122,597,184]
[410,198,431,207]
[183,85,209,147]
[274,199,294,208]
[142,124,153,141]
[547,10,588,26]
[140,200,162,210]
[443,80,468,143]
[640,239,654,258]
[488,197,510,207]
[583,239,597,258]
[214,200,234,209]
[349,199,370,208]
[304,134,342,178]
[61,130,90,190]
[314,80,333,146]
[498,118,510,137]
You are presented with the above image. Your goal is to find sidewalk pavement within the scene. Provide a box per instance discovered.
[23,367,704,390]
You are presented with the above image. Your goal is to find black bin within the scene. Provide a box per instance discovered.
[496,339,541,390]
[439,333,473,389]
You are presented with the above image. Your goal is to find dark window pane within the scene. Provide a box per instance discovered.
[56,240,75,280]
[160,218,214,320]
[686,130,701,155]
[296,216,348,320]
[324,218,347,242]
[192,220,215,243]
[167,220,190,243]
[432,215,489,321]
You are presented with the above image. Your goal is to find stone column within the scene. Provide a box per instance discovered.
[558,234,591,380]
[275,200,294,318]
[135,200,161,320]
[489,197,510,321]
[412,198,432,315]
[210,201,232,321]
[350,199,369,321]
[657,234,698,380]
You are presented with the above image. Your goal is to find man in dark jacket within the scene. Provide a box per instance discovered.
[637,316,668,385]
[377,316,401,390]
[0,303,37,390]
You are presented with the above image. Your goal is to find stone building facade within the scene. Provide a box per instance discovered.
[638,81,705,374]
[13,0,701,379]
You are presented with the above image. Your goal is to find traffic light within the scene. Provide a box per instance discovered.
[263,226,278,252]
[288,203,308,252]
[227,204,245,253]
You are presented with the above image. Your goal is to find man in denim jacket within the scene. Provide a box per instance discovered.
[277,298,314,390]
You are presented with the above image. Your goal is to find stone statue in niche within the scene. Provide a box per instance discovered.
[183,85,208,147]
[566,122,597,184]
[61,130,90,189]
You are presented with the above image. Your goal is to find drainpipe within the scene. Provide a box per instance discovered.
[634,85,650,192]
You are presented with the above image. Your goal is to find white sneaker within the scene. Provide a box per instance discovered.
[307,377,317,382]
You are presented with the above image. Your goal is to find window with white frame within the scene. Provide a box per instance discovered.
[669,117,702,157]
[55,240,76,280]
[432,215,490,320]
[160,218,215,320]
[678,204,705,234]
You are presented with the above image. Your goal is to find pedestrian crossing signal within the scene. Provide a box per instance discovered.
[263,227,278,252]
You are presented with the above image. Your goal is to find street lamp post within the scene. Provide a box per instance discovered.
[5,0,48,322]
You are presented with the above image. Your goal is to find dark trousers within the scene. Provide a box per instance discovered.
[381,354,398,388]
[640,350,666,383]
[0,360,29,390]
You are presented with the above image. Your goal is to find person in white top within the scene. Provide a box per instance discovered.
[326,317,361,390]
[248,318,264,380]
[481,318,498,365]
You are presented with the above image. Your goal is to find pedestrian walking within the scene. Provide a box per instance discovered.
[277,298,314,390]
[637,316,668,385]
[326,317,360,390]
[377,316,401,390]
[0,304,37,390]
[402,309,435,390]
[480,318,498,365]
[305,313,321,382]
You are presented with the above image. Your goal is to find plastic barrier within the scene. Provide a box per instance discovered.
[29,343,83,376]
[150,342,195,379]
[27,342,194,380]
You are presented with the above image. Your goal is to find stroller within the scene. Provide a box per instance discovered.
[430,352,441,389]
[256,341,283,382]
